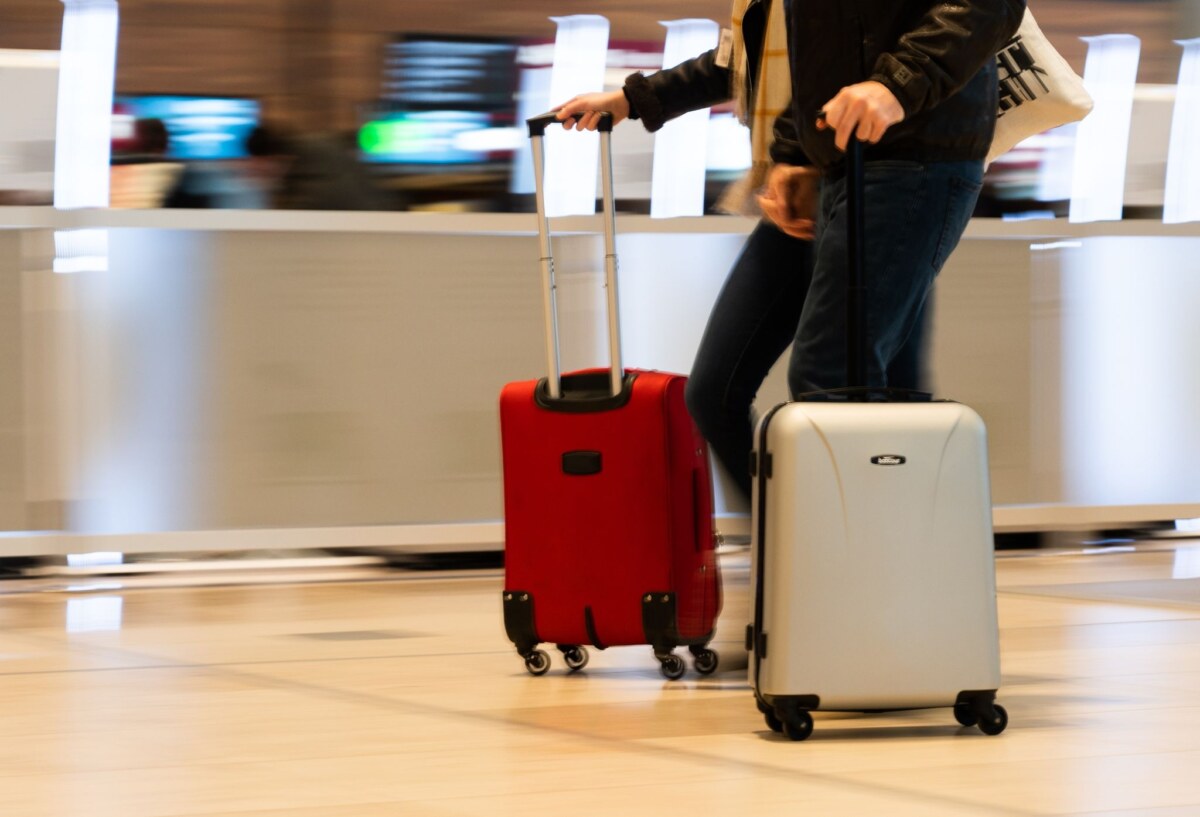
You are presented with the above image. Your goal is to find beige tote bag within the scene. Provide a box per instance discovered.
[987,9,1094,163]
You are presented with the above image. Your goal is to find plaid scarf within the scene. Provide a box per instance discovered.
[718,0,792,215]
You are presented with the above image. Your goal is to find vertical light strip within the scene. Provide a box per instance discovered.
[53,0,118,209]
[544,15,609,217]
[1164,39,1200,224]
[650,19,719,219]
[53,0,119,273]
[1068,34,1140,223]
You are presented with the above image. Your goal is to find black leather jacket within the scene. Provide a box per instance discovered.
[622,0,803,147]
[776,0,1026,170]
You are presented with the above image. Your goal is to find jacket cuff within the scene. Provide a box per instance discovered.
[870,53,927,118]
[623,72,667,132]
[621,87,640,121]
[769,137,810,167]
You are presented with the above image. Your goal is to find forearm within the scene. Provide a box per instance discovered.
[871,0,1026,116]
[625,49,732,132]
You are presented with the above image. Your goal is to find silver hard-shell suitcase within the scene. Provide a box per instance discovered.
[747,136,1006,741]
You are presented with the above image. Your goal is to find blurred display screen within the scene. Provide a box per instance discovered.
[363,34,520,166]
[114,95,260,160]
[360,109,520,164]
[382,34,519,112]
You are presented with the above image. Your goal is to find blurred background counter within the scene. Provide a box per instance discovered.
[1,208,1199,558]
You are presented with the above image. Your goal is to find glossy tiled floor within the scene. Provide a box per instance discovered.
[2,540,1200,816]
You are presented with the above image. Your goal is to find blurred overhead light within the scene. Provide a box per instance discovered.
[544,15,609,217]
[1069,35,1140,223]
[54,0,119,274]
[651,19,720,219]
[54,0,118,210]
[1164,39,1200,224]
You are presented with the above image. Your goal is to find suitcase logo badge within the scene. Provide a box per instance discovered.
[870,455,907,466]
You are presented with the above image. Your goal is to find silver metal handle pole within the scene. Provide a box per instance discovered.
[597,128,624,398]
[529,133,563,399]
[526,111,622,400]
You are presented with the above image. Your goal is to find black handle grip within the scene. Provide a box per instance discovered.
[527,110,614,137]
[845,133,866,389]
[814,108,865,168]
[817,111,867,387]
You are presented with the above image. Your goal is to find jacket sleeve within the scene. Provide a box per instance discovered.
[623,49,733,133]
[870,0,1026,117]
[768,107,811,166]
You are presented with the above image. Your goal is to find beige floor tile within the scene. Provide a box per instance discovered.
[2,543,1200,816]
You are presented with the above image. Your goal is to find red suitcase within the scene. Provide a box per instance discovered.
[500,113,721,680]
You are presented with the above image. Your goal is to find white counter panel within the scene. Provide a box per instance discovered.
[1,210,1197,554]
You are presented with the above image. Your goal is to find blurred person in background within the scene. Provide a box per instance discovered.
[110,117,185,208]
[556,0,933,500]
[236,124,296,208]
[165,124,295,209]
[278,130,393,211]
[165,124,393,210]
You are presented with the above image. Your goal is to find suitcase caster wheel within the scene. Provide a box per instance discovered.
[756,698,782,732]
[953,703,979,727]
[524,650,551,676]
[691,648,719,675]
[659,653,686,680]
[977,704,1008,736]
[561,646,589,672]
[763,710,784,733]
[782,712,814,741]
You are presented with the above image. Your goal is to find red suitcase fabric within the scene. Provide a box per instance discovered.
[501,368,720,649]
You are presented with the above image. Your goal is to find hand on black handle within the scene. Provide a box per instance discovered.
[527,110,613,137]
[816,82,905,150]
[816,109,863,174]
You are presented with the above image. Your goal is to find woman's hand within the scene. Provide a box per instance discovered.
[757,164,820,240]
[555,90,631,131]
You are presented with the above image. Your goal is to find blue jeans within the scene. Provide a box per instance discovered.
[686,159,982,499]
[789,159,983,394]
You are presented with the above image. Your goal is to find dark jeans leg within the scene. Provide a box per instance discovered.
[686,221,814,499]
[886,293,933,391]
[788,160,982,395]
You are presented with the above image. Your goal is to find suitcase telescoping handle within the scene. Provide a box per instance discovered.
[526,111,623,401]
[843,131,867,391]
[817,120,927,402]
[815,109,867,391]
